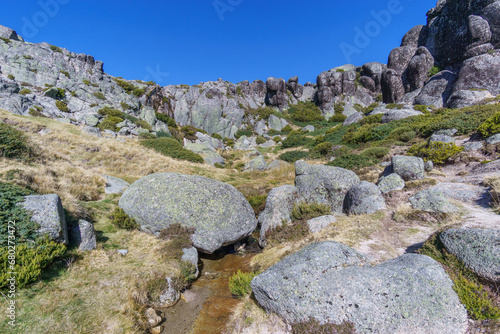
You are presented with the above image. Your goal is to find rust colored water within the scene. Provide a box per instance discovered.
[162,251,254,334]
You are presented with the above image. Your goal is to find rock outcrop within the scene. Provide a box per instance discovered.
[19,194,68,244]
[119,173,257,253]
[294,160,360,213]
[440,228,500,282]
[251,241,468,334]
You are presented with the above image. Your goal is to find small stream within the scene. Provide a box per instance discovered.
[161,245,256,334]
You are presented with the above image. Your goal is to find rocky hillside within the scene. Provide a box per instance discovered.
[0,0,499,140]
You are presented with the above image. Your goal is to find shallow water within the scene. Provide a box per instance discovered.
[161,251,254,334]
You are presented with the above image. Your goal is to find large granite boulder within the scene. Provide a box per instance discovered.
[266,77,288,109]
[392,155,425,181]
[102,175,130,194]
[20,194,68,244]
[294,161,359,213]
[258,185,301,247]
[381,69,405,103]
[343,181,386,215]
[409,189,459,213]
[381,107,423,123]
[306,215,336,234]
[244,155,268,171]
[251,241,467,334]
[377,173,405,194]
[69,219,96,251]
[440,228,500,282]
[405,47,435,92]
[0,25,22,41]
[415,70,457,108]
[119,173,258,253]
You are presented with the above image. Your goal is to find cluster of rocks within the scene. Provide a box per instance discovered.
[2,0,498,143]
[258,160,387,246]
[17,193,96,251]
[250,241,469,333]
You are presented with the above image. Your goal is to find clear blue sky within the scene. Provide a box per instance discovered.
[0,0,437,86]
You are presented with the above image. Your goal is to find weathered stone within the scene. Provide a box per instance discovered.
[20,194,68,244]
[430,133,455,144]
[344,181,386,215]
[85,114,100,127]
[268,115,288,131]
[415,69,457,108]
[401,25,428,48]
[302,125,315,132]
[405,47,435,91]
[429,182,491,205]
[307,215,336,234]
[145,308,162,327]
[381,108,423,123]
[102,175,130,194]
[181,247,199,279]
[150,277,180,308]
[119,173,257,254]
[70,219,96,251]
[258,185,301,247]
[343,112,363,126]
[425,160,434,172]
[486,133,500,145]
[295,160,359,213]
[462,141,484,151]
[409,189,459,213]
[244,155,267,172]
[377,173,405,194]
[251,241,467,334]
[82,126,102,137]
[381,69,405,103]
[204,151,225,167]
[267,160,289,170]
[392,155,425,181]
[440,228,500,282]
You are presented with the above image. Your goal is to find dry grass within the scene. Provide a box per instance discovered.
[484,176,500,213]
[0,231,177,333]
[224,295,291,334]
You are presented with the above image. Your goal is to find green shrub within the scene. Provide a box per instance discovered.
[228,270,259,297]
[248,195,267,215]
[181,126,198,140]
[360,147,389,159]
[280,150,309,162]
[359,114,382,125]
[59,70,70,78]
[28,108,46,118]
[155,112,177,128]
[0,37,11,44]
[0,182,36,246]
[409,141,464,164]
[211,133,222,140]
[255,136,267,145]
[92,92,106,100]
[55,101,69,112]
[281,124,293,133]
[121,102,133,111]
[141,137,204,163]
[19,88,32,95]
[7,74,14,80]
[135,120,152,131]
[109,207,139,230]
[291,202,331,221]
[329,113,347,123]
[334,102,345,113]
[288,102,325,122]
[50,45,63,53]
[138,132,155,140]
[418,232,500,320]
[282,130,312,148]
[0,237,66,290]
[327,154,376,169]
[314,142,334,156]
[273,136,282,143]
[428,66,442,78]
[478,111,500,137]
[386,103,404,110]
[97,116,123,132]
[114,78,145,97]
[98,107,123,118]
[413,105,430,114]
[0,123,32,160]
[156,131,171,138]
[223,138,235,147]
[235,129,254,139]
[388,126,417,142]
[291,318,357,334]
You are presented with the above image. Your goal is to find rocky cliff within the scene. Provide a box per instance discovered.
[0,0,499,138]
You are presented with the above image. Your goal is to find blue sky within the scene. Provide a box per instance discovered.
[1,0,437,86]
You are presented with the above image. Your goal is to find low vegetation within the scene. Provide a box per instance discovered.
[109,207,139,230]
[228,270,260,297]
[141,137,203,163]
[291,318,357,334]
[114,78,145,97]
[0,122,34,160]
[418,232,500,321]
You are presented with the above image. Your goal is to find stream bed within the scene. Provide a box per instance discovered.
[161,248,255,334]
